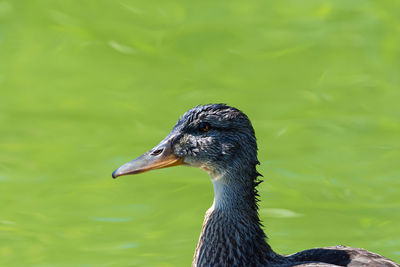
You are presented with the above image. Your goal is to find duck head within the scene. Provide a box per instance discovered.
[112,104,259,179]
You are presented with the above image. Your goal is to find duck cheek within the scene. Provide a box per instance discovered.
[182,155,210,171]
[183,157,201,168]
[221,143,235,156]
[185,159,218,175]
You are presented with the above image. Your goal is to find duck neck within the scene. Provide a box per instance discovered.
[211,171,259,212]
[193,168,281,266]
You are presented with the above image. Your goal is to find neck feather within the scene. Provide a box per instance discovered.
[211,169,261,212]
[193,166,281,266]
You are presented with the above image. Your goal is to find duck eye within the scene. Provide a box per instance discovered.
[199,122,211,132]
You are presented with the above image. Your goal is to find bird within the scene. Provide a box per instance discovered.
[112,104,399,267]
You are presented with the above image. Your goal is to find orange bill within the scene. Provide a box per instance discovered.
[112,139,184,178]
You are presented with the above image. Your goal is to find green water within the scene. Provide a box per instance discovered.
[1,1,400,266]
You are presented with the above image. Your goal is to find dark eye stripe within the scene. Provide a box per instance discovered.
[199,122,211,132]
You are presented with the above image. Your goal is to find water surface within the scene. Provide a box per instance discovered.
[1,1,399,266]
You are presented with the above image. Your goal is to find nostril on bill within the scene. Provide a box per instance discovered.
[151,149,163,156]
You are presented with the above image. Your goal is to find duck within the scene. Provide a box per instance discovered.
[112,104,399,267]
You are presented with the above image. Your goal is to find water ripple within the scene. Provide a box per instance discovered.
[91,217,134,223]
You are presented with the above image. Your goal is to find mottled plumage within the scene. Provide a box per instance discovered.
[113,104,399,267]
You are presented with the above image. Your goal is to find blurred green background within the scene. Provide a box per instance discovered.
[1,0,399,266]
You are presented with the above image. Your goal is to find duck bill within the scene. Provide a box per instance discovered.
[112,138,184,179]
